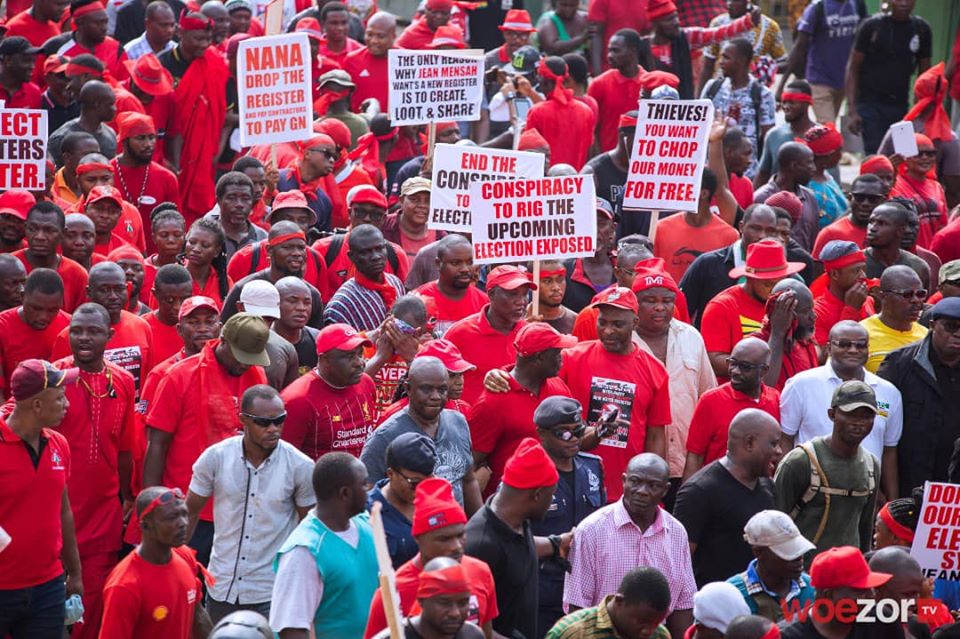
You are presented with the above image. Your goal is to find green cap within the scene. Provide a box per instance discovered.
[830,380,877,413]
[221,313,271,367]
[939,259,960,286]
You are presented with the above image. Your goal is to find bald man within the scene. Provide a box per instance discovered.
[675,408,780,586]
[759,279,818,390]
[780,320,902,500]
[48,80,119,165]
[684,337,780,480]
[869,547,924,607]
[273,276,318,376]
[62,214,98,271]
[753,142,819,252]
[0,254,27,311]
[860,265,928,373]
[343,12,397,112]
[200,1,229,43]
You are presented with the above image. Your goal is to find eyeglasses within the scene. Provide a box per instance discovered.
[241,411,287,428]
[310,148,339,161]
[883,289,927,300]
[139,487,185,520]
[850,192,885,204]
[936,319,960,334]
[395,469,427,490]
[726,357,767,372]
[545,425,586,441]
[830,339,868,350]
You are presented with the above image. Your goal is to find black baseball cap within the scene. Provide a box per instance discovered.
[502,45,540,76]
[0,37,42,57]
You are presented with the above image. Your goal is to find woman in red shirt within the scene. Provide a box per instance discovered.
[178,217,232,308]
[143,206,185,306]
[891,134,948,250]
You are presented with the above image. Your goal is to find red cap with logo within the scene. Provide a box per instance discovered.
[86,185,124,208]
[514,322,577,357]
[631,258,679,294]
[592,286,639,314]
[411,477,467,536]
[316,323,373,355]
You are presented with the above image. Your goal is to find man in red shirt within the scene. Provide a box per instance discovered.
[0,359,82,636]
[365,477,500,638]
[683,337,779,479]
[144,264,194,368]
[701,238,805,380]
[414,234,487,336]
[122,54,178,167]
[395,0,451,49]
[49,0,129,83]
[13,201,89,313]
[814,241,870,347]
[100,487,213,638]
[814,174,886,257]
[0,269,71,399]
[51,262,154,391]
[83,185,135,256]
[445,265,535,404]
[52,303,136,639]
[0,37,42,109]
[318,2,362,65]
[0,189,32,254]
[344,11,396,112]
[4,0,67,87]
[110,112,180,253]
[281,323,377,460]
[143,313,268,563]
[469,323,576,498]
[526,57,596,170]
[588,29,644,152]
[559,286,672,501]
[108,246,150,315]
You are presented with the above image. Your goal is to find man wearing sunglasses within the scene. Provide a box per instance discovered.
[879,297,960,496]
[276,133,338,233]
[185,384,314,624]
[812,174,886,257]
[860,265,928,373]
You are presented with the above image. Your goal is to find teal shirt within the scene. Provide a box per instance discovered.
[274,512,379,639]
[808,174,849,228]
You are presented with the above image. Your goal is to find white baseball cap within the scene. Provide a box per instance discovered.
[239,280,280,319]
[743,510,816,561]
[693,582,751,632]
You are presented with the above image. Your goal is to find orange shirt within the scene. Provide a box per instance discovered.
[653,213,739,283]
[143,312,182,370]
[12,250,89,313]
[0,306,71,397]
[51,310,154,392]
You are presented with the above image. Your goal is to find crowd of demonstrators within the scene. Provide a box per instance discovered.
[6,0,960,638]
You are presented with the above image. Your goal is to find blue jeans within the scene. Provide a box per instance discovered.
[0,574,66,639]
[857,101,908,155]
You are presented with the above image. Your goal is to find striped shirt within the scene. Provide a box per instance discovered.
[123,34,175,61]
[323,274,405,331]
[545,595,670,639]
[563,500,696,614]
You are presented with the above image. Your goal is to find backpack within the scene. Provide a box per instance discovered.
[789,441,876,544]
[323,231,400,273]
[704,77,764,143]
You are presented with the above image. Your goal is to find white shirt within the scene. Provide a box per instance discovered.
[189,436,315,604]
[122,33,175,60]
[779,362,903,461]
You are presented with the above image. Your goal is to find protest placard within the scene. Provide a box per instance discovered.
[388,49,484,126]
[911,482,960,580]
[0,107,47,190]
[430,143,545,232]
[622,99,714,213]
[238,33,312,147]
[470,175,597,264]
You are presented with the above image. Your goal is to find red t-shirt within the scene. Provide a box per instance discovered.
[0,415,71,589]
[587,69,644,152]
[444,306,526,405]
[525,97,597,170]
[813,289,869,346]
[4,10,60,86]
[12,251,89,313]
[728,173,754,210]
[319,37,363,66]
[227,242,330,300]
[99,546,203,639]
[558,340,671,501]
[394,17,436,49]
[813,216,868,258]
[0,306,71,397]
[54,37,129,83]
[110,161,180,254]
[343,47,390,112]
[469,375,573,498]
[365,554,498,639]
[280,370,377,460]
[414,281,489,336]
[312,232,409,298]
[52,358,136,555]
[701,285,767,356]
[653,213,740,283]
[143,312,182,370]
[587,0,649,71]
[52,310,154,392]
[685,382,780,465]
[0,80,42,109]
[931,217,960,266]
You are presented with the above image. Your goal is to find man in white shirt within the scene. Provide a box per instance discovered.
[779,320,902,499]
[185,384,315,623]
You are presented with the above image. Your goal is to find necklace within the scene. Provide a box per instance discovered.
[78,367,115,399]
[112,157,150,206]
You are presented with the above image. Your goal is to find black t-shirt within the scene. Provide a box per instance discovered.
[585,152,627,216]
[468,0,524,52]
[158,46,192,85]
[930,346,960,482]
[854,14,932,105]
[465,504,538,639]
[673,460,775,586]
[292,326,319,376]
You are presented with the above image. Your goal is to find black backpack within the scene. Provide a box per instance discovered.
[322,231,400,273]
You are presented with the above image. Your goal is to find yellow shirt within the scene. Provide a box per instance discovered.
[860,315,928,373]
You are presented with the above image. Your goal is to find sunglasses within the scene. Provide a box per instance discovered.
[241,411,287,427]
[140,487,185,520]
[883,289,927,300]
[936,319,960,334]
[830,339,868,350]
[726,357,767,372]
[851,192,885,204]
[544,425,586,441]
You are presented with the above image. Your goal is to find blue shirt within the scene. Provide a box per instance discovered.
[807,174,849,228]
[366,480,417,569]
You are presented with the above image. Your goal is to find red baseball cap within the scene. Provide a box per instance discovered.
[43,54,68,76]
[269,190,317,226]
[487,265,537,292]
[316,323,373,355]
[514,322,577,357]
[178,295,220,321]
[728,239,806,281]
[0,189,35,221]
[592,286,639,314]
[810,546,892,590]
[86,185,124,209]
[10,359,79,402]
[347,184,388,209]
[417,339,475,373]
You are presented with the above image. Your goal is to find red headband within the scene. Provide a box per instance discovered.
[879,503,915,544]
[108,245,144,263]
[76,161,112,176]
[268,231,306,247]
[179,10,213,30]
[618,113,638,129]
[539,267,566,279]
[72,1,105,20]
[416,564,470,599]
[781,91,813,105]
[823,249,865,272]
[536,58,571,105]
[65,61,103,79]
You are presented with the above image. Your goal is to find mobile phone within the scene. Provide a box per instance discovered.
[394,318,417,336]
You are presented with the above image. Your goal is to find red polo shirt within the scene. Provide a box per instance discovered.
[280,370,377,460]
[343,47,390,112]
[813,289,869,346]
[587,69,643,152]
[813,216,868,257]
[558,340,671,501]
[319,38,362,67]
[12,251,89,313]
[685,382,781,465]
[469,374,573,498]
[0,306,71,397]
[52,310,153,392]
[701,285,767,357]
[227,242,330,300]
[0,414,71,589]
[525,97,596,170]
[143,312,182,370]
[414,280,489,336]
[444,306,526,405]
[0,81,42,109]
